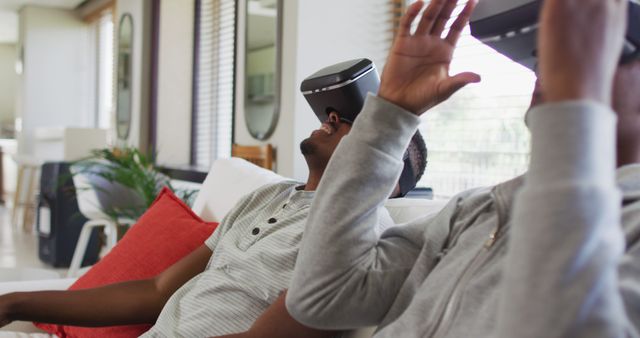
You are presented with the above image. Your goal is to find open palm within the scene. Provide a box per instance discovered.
[379,0,480,115]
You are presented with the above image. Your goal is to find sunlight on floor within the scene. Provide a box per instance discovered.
[0,205,64,274]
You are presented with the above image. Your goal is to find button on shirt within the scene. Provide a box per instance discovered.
[142,181,314,337]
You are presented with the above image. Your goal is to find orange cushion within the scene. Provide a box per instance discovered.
[35,187,218,338]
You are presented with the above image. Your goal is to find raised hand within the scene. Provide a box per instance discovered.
[379,0,481,115]
[613,60,640,166]
[539,0,628,104]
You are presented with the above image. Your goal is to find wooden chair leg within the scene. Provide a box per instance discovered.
[25,167,39,233]
[21,167,36,233]
[11,165,24,229]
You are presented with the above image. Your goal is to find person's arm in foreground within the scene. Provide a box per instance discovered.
[288,0,481,329]
[213,291,337,338]
[497,0,637,337]
[0,245,212,328]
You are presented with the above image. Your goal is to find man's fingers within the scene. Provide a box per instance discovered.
[438,72,481,101]
[431,0,459,37]
[415,0,449,36]
[538,0,627,103]
[445,0,477,46]
[398,1,426,37]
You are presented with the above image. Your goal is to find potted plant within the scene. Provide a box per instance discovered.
[71,147,198,224]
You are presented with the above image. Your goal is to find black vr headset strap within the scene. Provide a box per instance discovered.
[397,156,416,198]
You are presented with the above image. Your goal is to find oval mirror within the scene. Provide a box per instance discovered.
[245,0,281,140]
[116,14,134,141]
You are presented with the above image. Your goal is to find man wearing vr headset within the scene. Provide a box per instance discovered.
[0,85,426,337]
[279,0,640,337]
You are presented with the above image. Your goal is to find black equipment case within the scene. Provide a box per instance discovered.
[37,162,101,268]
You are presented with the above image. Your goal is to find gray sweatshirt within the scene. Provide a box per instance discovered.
[287,95,640,337]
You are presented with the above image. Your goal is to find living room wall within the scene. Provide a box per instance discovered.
[234,0,394,181]
[118,0,392,176]
[16,6,94,155]
[0,44,17,130]
[154,0,195,166]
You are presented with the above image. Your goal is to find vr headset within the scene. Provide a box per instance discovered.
[470,0,640,69]
[300,59,380,123]
[300,59,417,197]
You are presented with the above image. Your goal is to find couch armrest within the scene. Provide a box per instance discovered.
[0,279,76,333]
[0,278,76,296]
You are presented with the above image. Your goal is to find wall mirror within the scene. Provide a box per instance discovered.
[116,14,134,141]
[245,0,282,140]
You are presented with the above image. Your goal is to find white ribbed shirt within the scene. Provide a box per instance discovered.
[141,181,313,337]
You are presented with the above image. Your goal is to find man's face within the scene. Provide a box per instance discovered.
[300,112,352,164]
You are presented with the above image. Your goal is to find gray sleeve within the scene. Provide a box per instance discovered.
[620,232,640,336]
[287,95,429,329]
[497,102,636,337]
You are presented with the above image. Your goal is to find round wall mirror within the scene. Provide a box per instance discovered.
[245,0,282,140]
[116,14,134,141]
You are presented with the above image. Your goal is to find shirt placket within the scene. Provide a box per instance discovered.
[238,195,296,250]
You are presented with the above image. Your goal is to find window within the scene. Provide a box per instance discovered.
[407,0,535,199]
[96,11,114,130]
[192,0,237,166]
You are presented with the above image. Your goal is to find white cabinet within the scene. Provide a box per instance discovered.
[33,127,108,162]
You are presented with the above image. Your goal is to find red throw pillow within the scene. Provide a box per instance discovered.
[35,187,218,338]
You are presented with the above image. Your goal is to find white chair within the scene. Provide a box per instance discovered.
[67,166,136,278]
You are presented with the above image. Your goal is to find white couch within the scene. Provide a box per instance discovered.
[0,158,447,335]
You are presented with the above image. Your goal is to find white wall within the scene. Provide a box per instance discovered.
[155,0,195,166]
[17,6,94,155]
[110,0,392,174]
[291,0,391,180]
[234,0,392,180]
[0,44,17,126]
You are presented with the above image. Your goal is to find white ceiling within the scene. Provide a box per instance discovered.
[0,0,84,12]
[0,0,84,44]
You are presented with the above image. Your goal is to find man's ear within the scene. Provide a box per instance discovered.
[328,111,340,122]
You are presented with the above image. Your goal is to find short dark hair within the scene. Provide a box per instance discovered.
[405,130,427,183]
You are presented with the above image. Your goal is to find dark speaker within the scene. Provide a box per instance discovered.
[470,0,640,69]
[37,162,101,268]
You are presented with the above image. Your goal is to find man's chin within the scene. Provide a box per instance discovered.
[300,138,315,156]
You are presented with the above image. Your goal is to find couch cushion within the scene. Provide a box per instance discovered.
[383,198,448,224]
[191,158,286,222]
[35,187,218,338]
